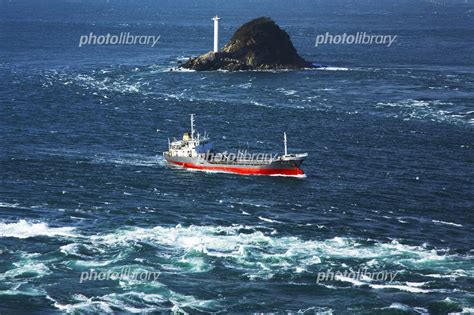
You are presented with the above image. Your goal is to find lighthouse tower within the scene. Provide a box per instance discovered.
[212,16,220,52]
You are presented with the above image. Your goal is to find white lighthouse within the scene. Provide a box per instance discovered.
[212,15,220,52]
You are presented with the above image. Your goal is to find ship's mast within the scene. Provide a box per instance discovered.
[190,114,195,140]
[284,132,288,155]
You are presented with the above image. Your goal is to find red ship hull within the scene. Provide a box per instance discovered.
[169,160,305,176]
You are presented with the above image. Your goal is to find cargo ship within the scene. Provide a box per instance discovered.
[163,115,308,176]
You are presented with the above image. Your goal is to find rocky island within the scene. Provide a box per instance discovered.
[180,17,312,71]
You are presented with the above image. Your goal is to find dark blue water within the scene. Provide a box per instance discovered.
[1,0,473,313]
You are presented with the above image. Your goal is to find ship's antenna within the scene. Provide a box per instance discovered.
[284,132,288,155]
[190,114,195,139]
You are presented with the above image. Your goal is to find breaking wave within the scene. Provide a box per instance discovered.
[48,290,216,313]
[1,221,472,311]
[0,220,76,239]
[66,224,472,283]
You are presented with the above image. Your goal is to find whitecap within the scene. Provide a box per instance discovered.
[385,303,413,312]
[335,275,366,286]
[0,202,20,208]
[269,173,307,178]
[38,224,467,289]
[276,88,298,96]
[375,99,469,125]
[258,216,283,224]
[432,219,463,227]
[72,259,117,268]
[50,294,114,313]
[370,283,430,293]
[0,262,51,281]
[0,285,47,297]
[0,220,76,239]
[250,100,273,108]
[50,289,216,313]
[170,67,196,72]
[236,82,252,89]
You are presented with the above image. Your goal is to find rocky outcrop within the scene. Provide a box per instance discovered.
[180,17,312,71]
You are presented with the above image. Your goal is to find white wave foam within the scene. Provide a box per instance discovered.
[162,92,187,101]
[170,67,196,72]
[313,66,349,71]
[50,289,216,313]
[432,219,463,227]
[73,259,117,268]
[49,72,144,95]
[386,303,413,311]
[375,99,469,125]
[0,220,76,239]
[60,243,87,257]
[0,202,20,208]
[3,221,466,300]
[379,240,446,263]
[258,216,283,224]
[425,269,467,279]
[335,273,431,293]
[269,173,307,178]
[297,306,333,314]
[236,82,252,89]
[84,225,458,281]
[0,262,51,281]
[176,166,239,176]
[250,100,273,108]
[50,294,114,313]
[276,88,298,96]
[405,281,428,287]
[92,153,165,167]
[370,283,430,293]
[0,285,46,297]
